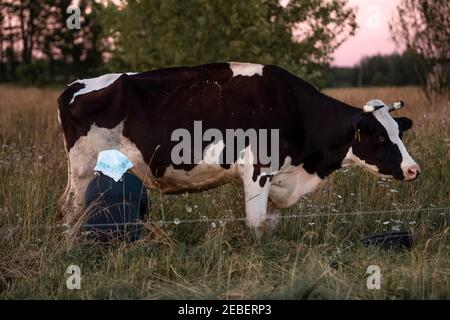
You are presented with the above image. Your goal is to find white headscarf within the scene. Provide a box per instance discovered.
[94,149,134,182]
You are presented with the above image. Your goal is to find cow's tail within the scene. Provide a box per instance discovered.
[57,83,83,219]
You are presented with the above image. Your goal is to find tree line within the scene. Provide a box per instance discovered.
[325,51,428,88]
[0,0,447,96]
[0,0,104,85]
[0,0,357,87]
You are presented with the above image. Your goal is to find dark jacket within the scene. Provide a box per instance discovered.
[83,172,149,242]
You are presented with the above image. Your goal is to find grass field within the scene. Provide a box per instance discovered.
[0,85,448,299]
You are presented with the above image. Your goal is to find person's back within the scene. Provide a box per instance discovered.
[83,172,149,242]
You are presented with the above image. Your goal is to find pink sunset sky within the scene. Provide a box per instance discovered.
[332,0,402,67]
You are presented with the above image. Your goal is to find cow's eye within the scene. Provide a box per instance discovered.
[376,135,386,143]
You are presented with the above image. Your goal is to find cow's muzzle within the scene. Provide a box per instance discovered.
[403,164,421,181]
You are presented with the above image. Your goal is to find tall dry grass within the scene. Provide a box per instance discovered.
[0,85,448,299]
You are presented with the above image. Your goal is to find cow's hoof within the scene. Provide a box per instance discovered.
[247,212,280,239]
[246,221,266,239]
[254,227,264,239]
[251,217,280,239]
[266,212,280,230]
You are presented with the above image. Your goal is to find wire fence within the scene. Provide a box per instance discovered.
[1,205,449,236]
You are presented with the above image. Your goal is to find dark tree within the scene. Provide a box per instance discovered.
[100,0,357,87]
[0,0,105,84]
[390,0,450,99]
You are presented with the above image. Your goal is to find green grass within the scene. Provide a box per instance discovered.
[0,85,448,299]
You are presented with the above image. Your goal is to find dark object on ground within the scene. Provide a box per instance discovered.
[361,231,413,250]
[83,172,149,242]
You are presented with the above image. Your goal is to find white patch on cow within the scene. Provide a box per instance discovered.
[236,143,256,165]
[269,157,322,208]
[158,144,258,193]
[201,140,225,165]
[156,164,238,193]
[229,62,264,77]
[68,72,138,104]
[342,147,388,177]
[119,133,156,190]
[372,107,418,176]
[65,123,117,222]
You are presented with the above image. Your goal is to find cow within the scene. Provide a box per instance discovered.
[57,62,420,235]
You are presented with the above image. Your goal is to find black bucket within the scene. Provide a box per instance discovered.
[82,172,149,242]
[361,231,413,250]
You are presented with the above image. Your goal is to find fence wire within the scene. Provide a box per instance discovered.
[0,206,448,235]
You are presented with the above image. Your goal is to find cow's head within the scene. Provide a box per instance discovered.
[344,99,420,181]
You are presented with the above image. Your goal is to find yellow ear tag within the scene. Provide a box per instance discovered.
[355,129,361,142]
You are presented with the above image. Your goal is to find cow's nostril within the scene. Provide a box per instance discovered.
[407,164,420,179]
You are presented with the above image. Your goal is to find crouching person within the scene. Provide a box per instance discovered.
[82,149,149,243]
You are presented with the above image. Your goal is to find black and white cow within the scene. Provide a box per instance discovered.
[58,62,420,234]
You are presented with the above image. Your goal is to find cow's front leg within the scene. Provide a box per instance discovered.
[241,167,272,237]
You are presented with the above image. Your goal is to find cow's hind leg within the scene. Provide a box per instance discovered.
[61,148,98,226]
[57,151,73,219]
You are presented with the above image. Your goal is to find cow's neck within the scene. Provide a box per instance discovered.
[299,94,360,179]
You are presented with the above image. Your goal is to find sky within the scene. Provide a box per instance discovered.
[332,0,402,67]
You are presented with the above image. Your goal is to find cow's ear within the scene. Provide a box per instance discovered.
[394,117,413,131]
